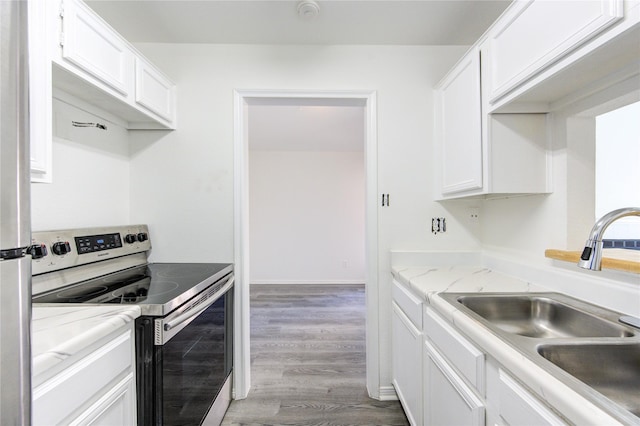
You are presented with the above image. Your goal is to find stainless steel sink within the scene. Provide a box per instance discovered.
[455,294,633,338]
[538,343,640,417]
[439,292,640,424]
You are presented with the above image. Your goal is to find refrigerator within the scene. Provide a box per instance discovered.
[0,0,32,424]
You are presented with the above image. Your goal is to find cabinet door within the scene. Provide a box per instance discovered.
[29,0,53,183]
[135,57,175,123]
[392,303,422,426]
[436,49,483,195]
[61,0,132,96]
[424,340,484,426]
[487,0,623,103]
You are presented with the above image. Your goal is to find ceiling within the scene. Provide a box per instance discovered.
[85,1,511,151]
[86,0,511,45]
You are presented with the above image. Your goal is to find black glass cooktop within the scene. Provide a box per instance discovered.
[33,263,233,316]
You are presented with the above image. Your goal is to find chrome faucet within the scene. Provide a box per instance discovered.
[578,207,640,271]
[578,207,640,330]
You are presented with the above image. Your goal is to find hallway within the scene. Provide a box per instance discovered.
[222,284,408,425]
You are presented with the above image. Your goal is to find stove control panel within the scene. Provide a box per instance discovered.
[31,225,151,276]
[75,233,123,254]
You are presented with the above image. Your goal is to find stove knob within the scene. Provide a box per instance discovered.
[125,234,137,244]
[28,244,48,259]
[52,241,71,256]
[136,232,148,243]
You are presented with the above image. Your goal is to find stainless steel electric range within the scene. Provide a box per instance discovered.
[31,225,233,426]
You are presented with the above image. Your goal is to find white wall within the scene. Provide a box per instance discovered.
[31,97,130,231]
[249,150,365,284]
[127,43,469,392]
[127,44,469,262]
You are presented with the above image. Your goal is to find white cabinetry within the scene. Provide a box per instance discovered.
[424,340,484,426]
[29,0,177,182]
[28,0,53,183]
[53,0,176,129]
[435,48,482,195]
[60,0,133,96]
[496,369,565,426]
[486,0,624,106]
[32,325,137,426]
[391,280,423,426]
[434,49,549,199]
[423,307,485,426]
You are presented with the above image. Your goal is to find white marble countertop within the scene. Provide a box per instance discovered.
[392,264,628,425]
[32,305,141,384]
[392,265,547,301]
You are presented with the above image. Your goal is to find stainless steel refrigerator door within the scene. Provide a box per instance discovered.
[0,0,31,252]
[0,258,32,425]
[0,0,32,425]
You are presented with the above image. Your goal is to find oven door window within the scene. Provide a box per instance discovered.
[157,292,232,424]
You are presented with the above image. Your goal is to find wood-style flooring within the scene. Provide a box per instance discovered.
[221,284,409,426]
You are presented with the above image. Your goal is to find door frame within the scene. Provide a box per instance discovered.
[232,89,379,399]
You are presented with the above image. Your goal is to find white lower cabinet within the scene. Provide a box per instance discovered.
[32,325,137,426]
[392,303,423,425]
[424,340,485,426]
[423,307,485,426]
[391,280,424,425]
[486,360,567,426]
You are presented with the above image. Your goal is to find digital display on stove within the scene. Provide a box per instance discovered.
[75,233,123,254]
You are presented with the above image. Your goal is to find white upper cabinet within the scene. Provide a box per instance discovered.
[434,48,550,199]
[53,0,176,129]
[29,0,177,182]
[134,57,176,125]
[484,0,639,112]
[29,0,53,183]
[435,49,483,196]
[60,0,133,97]
[487,0,624,105]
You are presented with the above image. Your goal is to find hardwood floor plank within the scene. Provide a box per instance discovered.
[221,284,408,426]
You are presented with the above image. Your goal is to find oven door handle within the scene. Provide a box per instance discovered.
[164,276,234,332]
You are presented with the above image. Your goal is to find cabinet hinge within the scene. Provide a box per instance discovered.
[59,0,65,47]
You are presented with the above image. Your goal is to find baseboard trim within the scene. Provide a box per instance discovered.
[378,385,399,401]
[250,279,365,285]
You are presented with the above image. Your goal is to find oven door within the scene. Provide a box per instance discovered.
[141,274,233,425]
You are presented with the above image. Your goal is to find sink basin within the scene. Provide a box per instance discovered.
[455,294,633,338]
[538,343,640,417]
[438,292,640,423]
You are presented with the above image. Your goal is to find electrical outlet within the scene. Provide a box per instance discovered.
[468,207,480,224]
[342,260,348,269]
[432,217,446,234]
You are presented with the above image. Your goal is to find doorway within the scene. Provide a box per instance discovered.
[233,90,379,399]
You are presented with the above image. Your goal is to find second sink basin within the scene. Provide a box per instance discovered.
[538,343,640,417]
[454,293,633,338]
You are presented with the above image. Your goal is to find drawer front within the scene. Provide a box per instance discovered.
[33,330,133,426]
[69,374,136,426]
[424,307,484,395]
[392,279,423,329]
[62,0,132,96]
[498,369,566,426]
[488,0,623,103]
